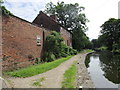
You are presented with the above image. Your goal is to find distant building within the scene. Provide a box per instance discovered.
[2,11,72,71]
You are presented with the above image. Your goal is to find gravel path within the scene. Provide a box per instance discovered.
[4,54,80,88]
[4,53,94,88]
[77,53,94,88]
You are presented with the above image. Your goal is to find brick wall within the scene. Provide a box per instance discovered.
[2,15,50,71]
[33,11,72,47]
[2,13,72,71]
[60,27,72,47]
[0,15,2,74]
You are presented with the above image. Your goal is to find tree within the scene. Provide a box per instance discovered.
[45,2,88,32]
[44,1,90,51]
[100,18,120,51]
[91,39,99,49]
[72,29,91,50]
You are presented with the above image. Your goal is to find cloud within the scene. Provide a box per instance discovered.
[3,0,60,22]
[4,0,48,2]
[4,1,49,22]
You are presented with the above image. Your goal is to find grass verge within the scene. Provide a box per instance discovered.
[80,49,94,53]
[62,61,77,88]
[4,56,73,78]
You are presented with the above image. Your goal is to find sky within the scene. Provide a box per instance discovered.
[3,0,119,40]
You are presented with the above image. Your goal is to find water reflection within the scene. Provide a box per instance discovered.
[85,51,120,88]
[85,54,91,68]
[85,52,100,68]
[99,51,120,84]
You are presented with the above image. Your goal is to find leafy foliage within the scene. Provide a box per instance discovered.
[42,31,77,62]
[44,1,91,51]
[98,18,120,52]
[72,29,92,51]
[45,2,88,32]
[0,6,13,16]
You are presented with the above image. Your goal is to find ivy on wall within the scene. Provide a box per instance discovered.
[0,6,13,16]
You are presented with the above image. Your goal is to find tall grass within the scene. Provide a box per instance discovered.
[5,56,73,78]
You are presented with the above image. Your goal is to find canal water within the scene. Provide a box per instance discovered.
[85,51,120,88]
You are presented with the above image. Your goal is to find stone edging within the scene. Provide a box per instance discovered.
[76,52,95,88]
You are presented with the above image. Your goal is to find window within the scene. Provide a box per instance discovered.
[37,35,41,46]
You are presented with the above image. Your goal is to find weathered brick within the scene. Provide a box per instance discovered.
[2,12,72,71]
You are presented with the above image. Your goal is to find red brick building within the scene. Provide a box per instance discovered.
[33,11,72,46]
[2,11,72,71]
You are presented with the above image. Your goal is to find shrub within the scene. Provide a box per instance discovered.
[35,58,41,64]
[42,52,56,62]
[44,31,64,58]
[42,31,78,62]
[69,48,78,55]
[60,52,68,57]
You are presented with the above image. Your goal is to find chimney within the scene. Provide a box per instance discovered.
[50,15,57,22]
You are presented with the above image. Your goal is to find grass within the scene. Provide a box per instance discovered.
[32,77,45,87]
[97,46,108,51]
[62,61,77,88]
[80,49,94,53]
[4,56,73,78]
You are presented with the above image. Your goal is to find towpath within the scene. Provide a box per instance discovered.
[3,53,94,88]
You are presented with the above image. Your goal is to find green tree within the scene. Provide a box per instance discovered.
[97,34,106,47]
[44,1,90,51]
[72,29,91,50]
[91,39,98,49]
[100,18,120,51]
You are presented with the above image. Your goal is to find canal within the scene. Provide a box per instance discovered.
[85,51,120,88]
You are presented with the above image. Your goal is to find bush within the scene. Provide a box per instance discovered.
[60,52,68,57]
[42,52,56,62]
[69,48,78,55]
[35,58,41,64]
[71,49,78,55]
[42,31,78,62]
[97,46,107,51]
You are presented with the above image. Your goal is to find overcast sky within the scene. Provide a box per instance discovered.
[3,0,119,40]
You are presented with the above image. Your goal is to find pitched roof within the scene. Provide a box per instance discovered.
[32,11,71,34]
